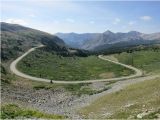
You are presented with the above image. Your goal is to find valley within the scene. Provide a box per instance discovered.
[1,1,160,119]
[1,22,160,119]
[16,46,135,82]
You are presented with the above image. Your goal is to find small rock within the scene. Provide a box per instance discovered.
[145,109,148,112]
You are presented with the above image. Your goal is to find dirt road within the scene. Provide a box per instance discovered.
[10,45,143,84]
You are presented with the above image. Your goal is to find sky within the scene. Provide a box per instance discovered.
[1,1,160,34]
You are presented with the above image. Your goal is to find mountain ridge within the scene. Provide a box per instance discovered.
[1,22,67,61]
[1,22,89,62]
[56,30,160,51]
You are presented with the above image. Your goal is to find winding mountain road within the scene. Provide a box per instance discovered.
[10,45,143,84]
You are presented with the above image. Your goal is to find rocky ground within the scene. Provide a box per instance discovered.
[1,75,159,119]
[1,82,78,118]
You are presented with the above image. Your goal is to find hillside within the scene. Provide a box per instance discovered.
[79,77,160,119]
[17,48,134,81]
[1,22,66,62]
[1,23,160,119]
[114,47,160,74]
[56,31,160,51]
[1,1,160,119]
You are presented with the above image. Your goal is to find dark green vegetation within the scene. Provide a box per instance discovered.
[1,22,67,84]
[17,48,134,81]
[1,22,160,119]
[114,47,160,74]
[1,64,17,84]
[32,82,112,96]
[33,83,93,96]
[1,22,88,83]
[1,104,65,119]
[0,23,94,119]
[143,109,160,119]
[95,42,160,54]
[80,78,160,119]
[63,84,111,96]
[95,44,160,55]
[79,47,160,119]
[63,84,94,96]
[1,22,66,61]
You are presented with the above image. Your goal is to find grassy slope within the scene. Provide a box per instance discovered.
[79,49,160,119]
[1,104,65,119]
[1,22,65,62]
[114,49,160,74]
[17,49,134,81]
[79,78,160,119]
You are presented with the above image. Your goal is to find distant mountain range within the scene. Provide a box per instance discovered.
[1,22,160,60]
[1,22,88,61]
[56,31,160,51]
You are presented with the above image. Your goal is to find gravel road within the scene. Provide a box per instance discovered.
[6,45,159,118]
[10,46,143,84]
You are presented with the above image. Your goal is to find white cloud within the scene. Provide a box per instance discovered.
[140,16,152,21]
[4,18,28,25]
[128,21,136,26]
[113,18,121,25]
[89,21,95,24]
[66,18,75,23]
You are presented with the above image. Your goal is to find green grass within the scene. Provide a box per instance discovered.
[63,83,111,96]
[114,49,160,74]
[64,84,95,96]
[17,49,134,81]
[32,82,112,96]
[1,104,65,119]
[79,78,160,119]
[32,83,92,96]
[143,109,160,119]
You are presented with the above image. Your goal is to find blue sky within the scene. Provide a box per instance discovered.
[1,1,160,34]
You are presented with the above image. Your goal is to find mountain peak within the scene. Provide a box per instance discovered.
[128,31,141,34]
[104,30,113,34]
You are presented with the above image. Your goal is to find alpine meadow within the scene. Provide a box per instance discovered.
[1,1,160,119]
